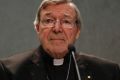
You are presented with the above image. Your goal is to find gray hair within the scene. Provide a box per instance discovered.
[33,0,83,29]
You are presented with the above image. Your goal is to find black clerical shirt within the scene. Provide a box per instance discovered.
[40,47,78,80]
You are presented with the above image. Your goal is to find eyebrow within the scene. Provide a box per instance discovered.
[63,14,73,19]
[42,12,74,19]
[42,12,53,17]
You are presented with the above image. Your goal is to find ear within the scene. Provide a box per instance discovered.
[34,24,40,33]
[76,27,80,39]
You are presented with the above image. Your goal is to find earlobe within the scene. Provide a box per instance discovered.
[34,24,40,33]
[76,29,80,39]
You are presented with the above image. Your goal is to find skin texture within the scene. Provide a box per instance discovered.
[35,3,80,59]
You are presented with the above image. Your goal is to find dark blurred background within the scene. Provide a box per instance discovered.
[0,0,120,65]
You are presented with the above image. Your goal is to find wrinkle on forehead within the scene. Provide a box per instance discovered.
[40,3,76,19]
[41,12,74,19]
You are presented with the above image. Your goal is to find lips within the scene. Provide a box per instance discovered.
[51,38,64,40]
[49,37,65,42]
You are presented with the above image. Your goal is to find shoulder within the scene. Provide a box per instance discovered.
[0,60,13,80]
[76,52,118,65]
[75,52,120,79]
[0,49,36,74]
[76,52,120,76]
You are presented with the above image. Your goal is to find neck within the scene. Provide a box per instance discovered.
[39,45,71,66]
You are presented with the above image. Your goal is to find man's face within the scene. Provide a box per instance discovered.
[35,3,80,59]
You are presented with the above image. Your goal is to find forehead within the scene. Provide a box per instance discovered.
[40,3,76,19]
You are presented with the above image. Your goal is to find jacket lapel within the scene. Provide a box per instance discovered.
[75,54,109,80]
[29,48,47,80]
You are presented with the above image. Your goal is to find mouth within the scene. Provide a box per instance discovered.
[51,38,64,40]
[50,38,65,43]
[49,36,65,40]
[50,39,65,41]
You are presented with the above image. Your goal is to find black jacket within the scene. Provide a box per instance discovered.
[0,47,120,80]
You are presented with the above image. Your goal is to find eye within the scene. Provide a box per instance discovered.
[42,18,54,24]
[62,20,72,24]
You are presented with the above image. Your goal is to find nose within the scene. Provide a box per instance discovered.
[52,20,63,33]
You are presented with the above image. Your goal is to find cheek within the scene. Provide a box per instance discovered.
[38,28,50,43]
[65,29,78,43]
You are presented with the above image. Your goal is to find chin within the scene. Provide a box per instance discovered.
[55,52,67,59]
[52,53,67,59]
[50,47,68,59]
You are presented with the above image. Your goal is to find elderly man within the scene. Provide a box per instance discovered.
[0,0,120,80]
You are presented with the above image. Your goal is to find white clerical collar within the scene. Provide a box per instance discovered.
[53,58,64,66]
